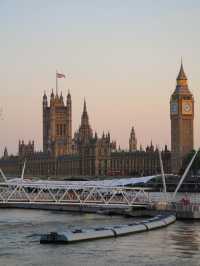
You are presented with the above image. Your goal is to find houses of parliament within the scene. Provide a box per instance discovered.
[0,63,194,178]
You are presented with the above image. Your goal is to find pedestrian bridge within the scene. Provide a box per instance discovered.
[0,180,152,207]
[0,148,199,209]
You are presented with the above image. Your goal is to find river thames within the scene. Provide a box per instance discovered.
[0,209,200,266]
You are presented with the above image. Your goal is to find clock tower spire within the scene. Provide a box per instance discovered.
[170,62,194,173]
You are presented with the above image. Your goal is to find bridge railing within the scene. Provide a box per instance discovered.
[0,182,152,206]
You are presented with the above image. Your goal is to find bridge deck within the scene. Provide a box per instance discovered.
[0,181,151,207]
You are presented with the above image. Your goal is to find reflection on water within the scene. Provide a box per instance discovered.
[0,209,200,266]
[170,221,200,258]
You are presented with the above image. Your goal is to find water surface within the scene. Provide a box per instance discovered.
[0,209,200,266]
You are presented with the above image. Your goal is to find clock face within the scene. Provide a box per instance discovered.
[183,103,191,112]
[171,102,178,115]
[182,100,193,115]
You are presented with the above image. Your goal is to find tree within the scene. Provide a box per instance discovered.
[179,149,200,175]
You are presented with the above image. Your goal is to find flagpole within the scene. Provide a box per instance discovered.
[56,70,58,95]
[56,71,65,95]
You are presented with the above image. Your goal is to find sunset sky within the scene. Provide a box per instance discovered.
[0,0,200,154]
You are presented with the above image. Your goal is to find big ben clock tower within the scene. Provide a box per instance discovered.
[170,62,194,173]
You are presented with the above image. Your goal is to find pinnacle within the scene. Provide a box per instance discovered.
[177,61,187,80]
[83,99,87,113]
[43,90,47,99]
[51,89,54,97]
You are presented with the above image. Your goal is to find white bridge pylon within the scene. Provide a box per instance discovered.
[0,181,151,207]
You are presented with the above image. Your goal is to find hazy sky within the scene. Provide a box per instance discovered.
[0,0,200,155]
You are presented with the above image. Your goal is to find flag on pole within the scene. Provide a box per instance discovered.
[56,72,66,78]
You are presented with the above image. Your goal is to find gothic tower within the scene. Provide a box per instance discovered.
[43,91,50,153]
[78,100,93,144]
[129,127,137,152]
[170,62,194,173]
[3,147,8,159]
[42,90,72,156]
[66,91,72,154]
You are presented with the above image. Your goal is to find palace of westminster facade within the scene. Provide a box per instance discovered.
[0,63,194,177]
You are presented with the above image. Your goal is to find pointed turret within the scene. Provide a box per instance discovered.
[50,89,54,98]
[43,90,47,100]
[174,61,191,94]
[81,99,89,125]
[54,88,59,105]
[66,89,72,154]
[60,92,64,104]
[78,99,93,143]
[150,140,154,151]
[50,89,55,106]
[83,99,87,112]
[3,147,8,159]
[129,126,137,152]
[43,91,48,108]
[67,89,71,105]
[177,61,187,80]
[107,132,110,141]
[52,89,64,106]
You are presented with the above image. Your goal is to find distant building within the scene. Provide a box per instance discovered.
[170,62,194,173]
[1,63,195,177]
[43,90,72,157]
[3,147,8,160]
[18,140,34,157]
[129,127,137,152]
[0,92,171,177]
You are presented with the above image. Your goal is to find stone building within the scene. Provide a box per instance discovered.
[43,90,72,157]
[1,63,195,177]
[110,145,171,177]
[3,147,8,160]
[170,62,194,173]
[18,140,34,157]
[0,144,170,178]
[129,127,137,152]
[0,93,171,177]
